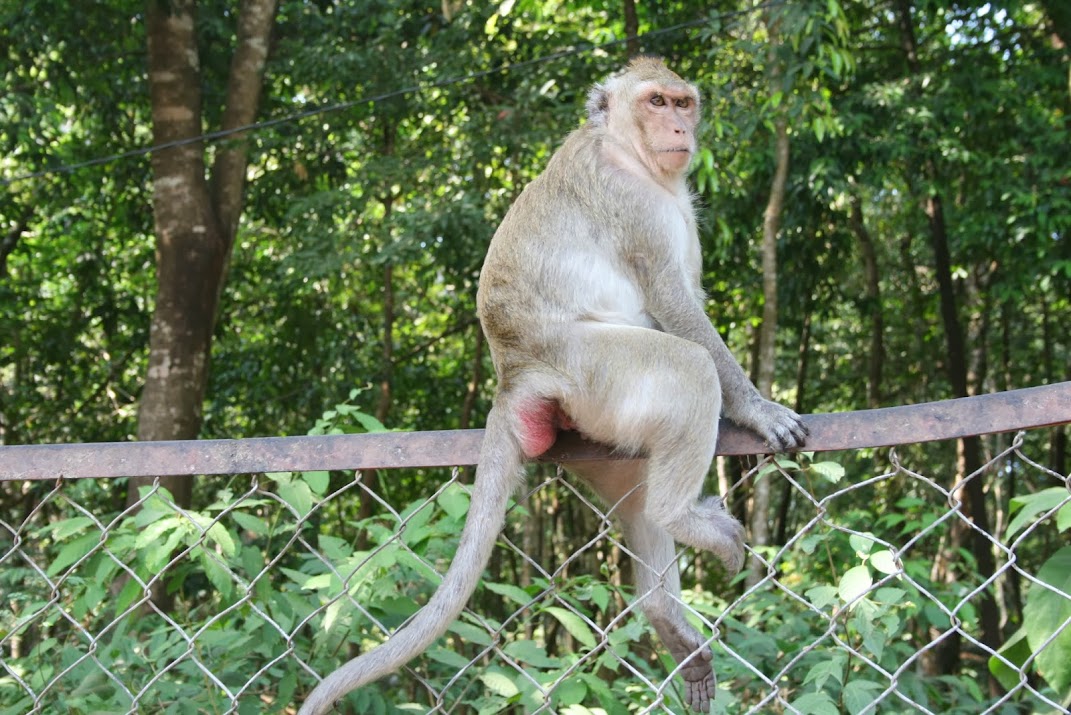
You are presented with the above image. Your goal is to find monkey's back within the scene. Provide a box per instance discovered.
[477,127,662,388]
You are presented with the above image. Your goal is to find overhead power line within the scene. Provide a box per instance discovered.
[1,2,784,188]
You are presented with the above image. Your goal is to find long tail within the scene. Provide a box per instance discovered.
[299,407,523,715]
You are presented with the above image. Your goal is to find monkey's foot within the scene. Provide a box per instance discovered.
[660,620,715,712]
[696,496,746,574]
[680,648,715,711]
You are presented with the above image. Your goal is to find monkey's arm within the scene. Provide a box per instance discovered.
[638,260,807,452]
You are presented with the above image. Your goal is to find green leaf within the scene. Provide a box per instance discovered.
[552,677,587,707]
[923,601,952,629]
[849,533,875,556]
[277,479,314,517]
[862,627,887,661]
[231,510,269,537]
[838,565,873,605]
[427,646,471,669]
[989,627,1031,692]
[448,620,493,646]
[480,671,519,698]
[1059,502,1071,533]
[806,585,839,610]
[503,639,560,668]
[115,576,144,615]
[205,521,238,558]
[486,582,533,606]
[843,679,885,714]
[198,551,234,599]
[870,550,899,575]
[50,516,96,540]
[874,587,907,604]
[301,573,336,591]
[437,483,470,520]
[702,146,714,173]
[1006,487,1069,537]
[587,583,611,612]
[790,691,838,715]
[135,514,184,549]
[799,532,828,554]
[577,672,618,711]
[143,526,188,573]
[544,606,597,649]
[803,651,846,690]
[73,582,106,621]
[559,705,599,715]
[810,461,846,483]
[316,534,352,561]
[301,470,330,495]
[352,412,388,433]
[1023,546,1071,696]
[46,532,100,576]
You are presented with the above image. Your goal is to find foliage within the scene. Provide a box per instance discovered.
[4,430,1067,712]
[990,490,1071,707]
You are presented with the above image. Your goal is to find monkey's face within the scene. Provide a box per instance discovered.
[635,82,700,177]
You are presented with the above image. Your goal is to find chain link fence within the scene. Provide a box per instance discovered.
[2,390,1070,714]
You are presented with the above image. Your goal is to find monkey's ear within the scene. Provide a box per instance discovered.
[585,84,610,126]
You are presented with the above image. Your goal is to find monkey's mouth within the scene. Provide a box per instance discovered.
[660,148,692,154]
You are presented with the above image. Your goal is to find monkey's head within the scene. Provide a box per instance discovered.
[585,57,702,181]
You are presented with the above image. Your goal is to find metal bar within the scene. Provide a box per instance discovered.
[2,382,1069,481]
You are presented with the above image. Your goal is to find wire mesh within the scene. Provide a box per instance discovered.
[1,430,1069,714]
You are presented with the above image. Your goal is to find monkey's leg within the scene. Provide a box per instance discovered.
[571,460,717,712]
[626,515,716,712]
[561,324,744,574]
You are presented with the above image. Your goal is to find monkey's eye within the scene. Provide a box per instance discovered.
[675,97,692,109]
[650,95,666,107]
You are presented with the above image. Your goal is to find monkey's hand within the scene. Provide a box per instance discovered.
[726,396,808,453]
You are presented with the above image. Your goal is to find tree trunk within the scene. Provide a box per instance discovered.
[774,295,812,547]
[847,193,883,408]
[746,15,789,589]
[459,325,485,431]
[0,210,29,279]
[894,0,1001,686]
[623,0,639,57]
[1038,0,1071,49]
[356,123,400,541]
[130,0,277,510]
[375,262,394,423]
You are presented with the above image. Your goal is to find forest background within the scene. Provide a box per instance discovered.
[1,0,1070,713]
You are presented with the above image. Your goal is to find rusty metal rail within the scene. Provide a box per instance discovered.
[1,382,1069,481]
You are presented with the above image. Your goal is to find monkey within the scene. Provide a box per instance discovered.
[299,57,807,715]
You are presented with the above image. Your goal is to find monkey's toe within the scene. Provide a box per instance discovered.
[660,622,716,711]
[678,648,714,711]
[681,664,715,712]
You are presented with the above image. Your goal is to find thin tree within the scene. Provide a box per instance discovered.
[894,0,1001,686]
[746,10,790,589]
[129,0,277,509]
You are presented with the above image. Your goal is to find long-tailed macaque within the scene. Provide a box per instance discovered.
[300,57,807,714]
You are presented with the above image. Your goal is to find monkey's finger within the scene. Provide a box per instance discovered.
[772,413,810,451]
[766,423,807,452]
[783,419,810,449]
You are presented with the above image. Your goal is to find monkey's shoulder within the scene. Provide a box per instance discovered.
[527,128,694,220]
